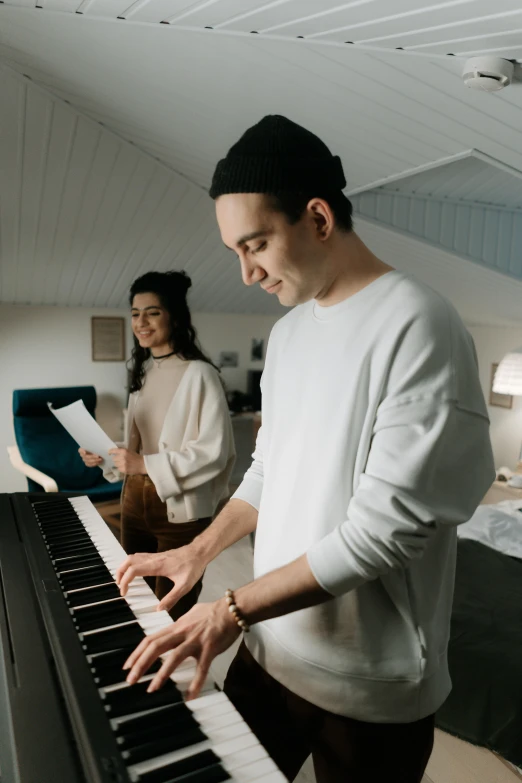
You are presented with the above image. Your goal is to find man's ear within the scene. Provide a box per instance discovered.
[307,198,335,241]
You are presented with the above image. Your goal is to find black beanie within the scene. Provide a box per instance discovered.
[209,115,346,199]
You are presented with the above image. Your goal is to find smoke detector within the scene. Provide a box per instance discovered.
[462,56,514,92]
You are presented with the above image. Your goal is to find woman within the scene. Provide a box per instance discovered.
[80,270,235,619]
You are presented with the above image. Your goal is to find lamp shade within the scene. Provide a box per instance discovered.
[493,348,522,395]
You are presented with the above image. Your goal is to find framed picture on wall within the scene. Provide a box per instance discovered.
[219,351,239,368]
[91,317,126,362]
[251,338,264,362]
[489,363,513,409]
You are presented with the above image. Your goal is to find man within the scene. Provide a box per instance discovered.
[116,115,495,782]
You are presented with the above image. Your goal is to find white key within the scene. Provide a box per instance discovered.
[67,498,286,782]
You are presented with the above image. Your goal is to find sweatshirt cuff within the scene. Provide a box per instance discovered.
[307,526,367,597]
[102,465,122,483]
[144,452,181,501]
[232,475,263,511]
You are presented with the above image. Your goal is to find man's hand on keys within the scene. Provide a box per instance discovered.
[123,599,241,699]
[116,545,206,612]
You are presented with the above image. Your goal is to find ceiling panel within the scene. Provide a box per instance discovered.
[1,3,522,324]
[2,0,522,60]
[355,217,522,327]
[0,66,285,314]
[378,153,522,207]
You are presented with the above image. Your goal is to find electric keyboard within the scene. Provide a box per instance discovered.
[0,493,287,783]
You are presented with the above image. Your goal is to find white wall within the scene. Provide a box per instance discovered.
[6,301,518,491]
[192,312,280,394]
[0,304,281,494]
[467,324,522,471]
[0,304,132,493]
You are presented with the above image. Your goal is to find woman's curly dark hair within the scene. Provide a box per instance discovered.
[128,270,218,393]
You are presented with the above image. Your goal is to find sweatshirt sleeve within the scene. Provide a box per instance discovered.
[307,395,495,597]
[232,425,265,511]
[307,293,495,598]
[102,441,125,483]
[144,367,235,501]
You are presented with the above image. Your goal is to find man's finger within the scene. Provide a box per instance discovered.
[147,644,193,692]
[122,635,151,671]
[115,557,131,585]
[157,584,188,612]
[186,651,212,701]
[127,633,184,685]
[118,565,138,596]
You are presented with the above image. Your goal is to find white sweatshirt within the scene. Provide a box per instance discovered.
[234,271,494,723]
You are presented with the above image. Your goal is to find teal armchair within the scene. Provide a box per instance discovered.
[8,386,123,504]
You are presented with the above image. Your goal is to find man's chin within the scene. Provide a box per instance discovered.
[277,293,295,308]
[278,290,310,308]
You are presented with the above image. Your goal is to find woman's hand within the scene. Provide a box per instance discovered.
[116,544,207,612]
[123,599,241,699]
[78,448,103,467]
[108,448,146,476]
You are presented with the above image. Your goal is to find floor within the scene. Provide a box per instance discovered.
[199,536,522,783]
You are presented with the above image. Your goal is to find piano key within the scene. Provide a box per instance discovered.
[115,702,199,742]
[73,601,136,633]
[60,571,113,592]
[59,552,106,571]
[61,498,287,782]
[81,621,145,655]
[102,679,184,718]
[136,750,223,783]
[67,582,122,607]
[122,725,208,766]
[50,540,99,555]
[42,530,92,543]
[91,647,163,687]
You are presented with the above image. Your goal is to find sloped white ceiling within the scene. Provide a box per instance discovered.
[2,5,522,193]
[1,1,522,322]
[0,66,285,314]
[2,0,522,60]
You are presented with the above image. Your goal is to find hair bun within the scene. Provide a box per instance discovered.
[179,271,192,294]
[166,270,191,295]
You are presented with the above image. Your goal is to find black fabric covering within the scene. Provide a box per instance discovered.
[436,539,522,767]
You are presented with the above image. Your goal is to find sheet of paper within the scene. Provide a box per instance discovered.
[48,399,117,466]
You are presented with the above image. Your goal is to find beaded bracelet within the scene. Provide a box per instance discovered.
[225,588,250,633]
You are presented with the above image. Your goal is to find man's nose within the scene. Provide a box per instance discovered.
[240,257,264,287]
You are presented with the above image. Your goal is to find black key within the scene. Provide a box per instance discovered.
[73,601,135,633]
[57,553,105,573]
[43,531,91,544]
[122,725,207,765]
[116,709,201,749]
[59,566,112,590]
[62,572,114,591]
[138,751,222,783]
[90,647,161,687]
[35,506,78,517]
[120,722,205,755]
[115,702,195,737]
[50,544,98,560]
[172,765,231,783]
[59,564,105,579]
[47,538,93,552]
[103,679,182,718]
[48,539,97,555]
[67,583,121,607]
[82,622,144,655]
[39,515,83,525]
[39,520,84,531]
[53,549,100,566]
[73,599,136,631]
[38,513,81,525]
